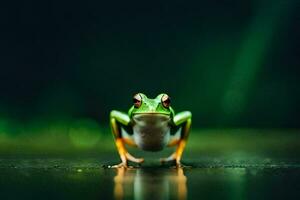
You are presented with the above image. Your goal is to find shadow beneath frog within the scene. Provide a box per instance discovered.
[113,167,187,200]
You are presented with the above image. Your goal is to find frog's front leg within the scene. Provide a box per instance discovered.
[110,110,144,168]
[161,111,192,167]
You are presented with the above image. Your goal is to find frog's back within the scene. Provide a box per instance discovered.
[132,114,171,151]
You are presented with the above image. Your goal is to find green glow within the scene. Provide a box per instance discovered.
[221,1,293,119]
[69,119,102,148]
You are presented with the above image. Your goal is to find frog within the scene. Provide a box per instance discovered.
[110,93,192,168]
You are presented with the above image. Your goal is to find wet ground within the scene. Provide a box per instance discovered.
[0,130,300,199]
[0,155,299,200]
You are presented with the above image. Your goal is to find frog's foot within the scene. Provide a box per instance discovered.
[109,152,144,168]
[109,154,129,168]
[161,153,191,168]
[160,152,176,163]
[109,162,128,168]
[174,161,191,169]
[126,152,144,164]
[110,153,144,168]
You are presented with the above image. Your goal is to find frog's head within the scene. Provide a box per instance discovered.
[128,93,174,117]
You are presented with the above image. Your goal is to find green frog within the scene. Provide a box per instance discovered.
[110,93,192,168]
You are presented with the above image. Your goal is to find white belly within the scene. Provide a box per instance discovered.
[132,114,171,151]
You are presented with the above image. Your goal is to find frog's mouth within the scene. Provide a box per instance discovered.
[132,113,170,124]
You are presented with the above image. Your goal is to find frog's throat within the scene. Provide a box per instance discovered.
[132,113,171,151]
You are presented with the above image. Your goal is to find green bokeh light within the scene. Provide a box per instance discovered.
[69,119,102,149]
[221,0,294,120]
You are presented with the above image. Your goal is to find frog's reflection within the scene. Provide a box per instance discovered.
[114,167,187,200]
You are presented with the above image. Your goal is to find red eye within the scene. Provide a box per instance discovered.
[133,93,142,108]
[161,94,171,108]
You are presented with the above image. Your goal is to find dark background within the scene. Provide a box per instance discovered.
[1,3,300,199]
[0,0,299,128]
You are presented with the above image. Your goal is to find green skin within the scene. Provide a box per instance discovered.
[110,93,192,168]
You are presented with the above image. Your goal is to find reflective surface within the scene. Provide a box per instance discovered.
[0,157,299,200]
[113,167,187,200]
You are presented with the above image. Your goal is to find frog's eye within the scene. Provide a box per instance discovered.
[161,94,171,108]
[133,93,142,108]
